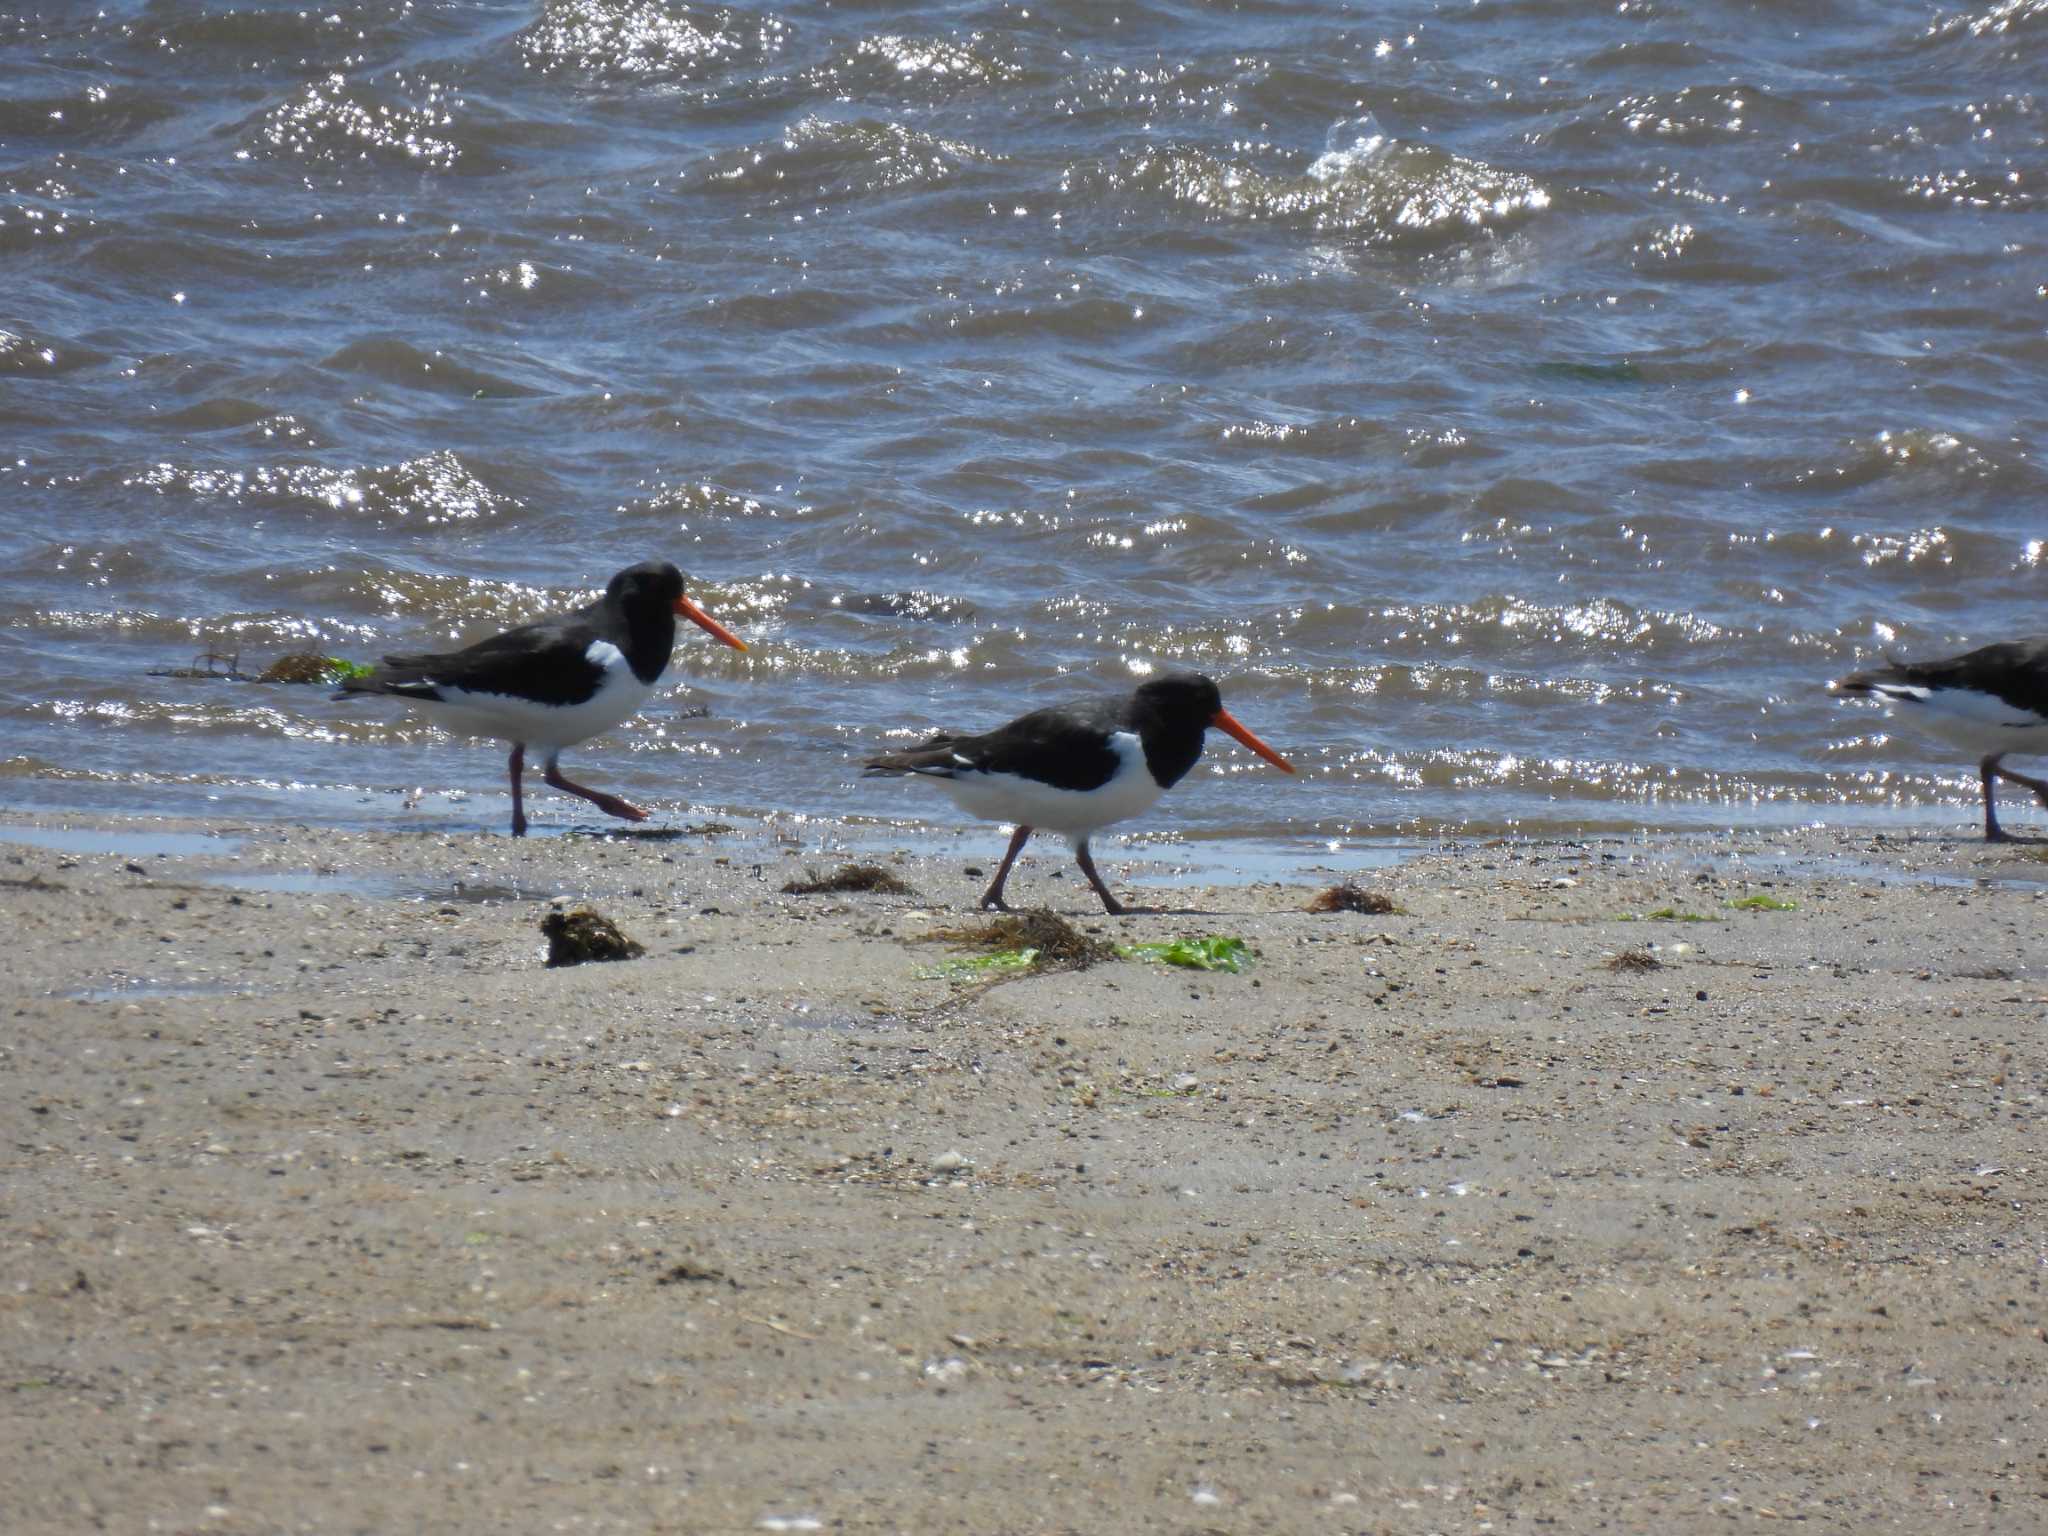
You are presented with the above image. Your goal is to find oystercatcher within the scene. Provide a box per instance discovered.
[863,672,1295,913]
[337,560,746,836]
[1833,637,2048,842]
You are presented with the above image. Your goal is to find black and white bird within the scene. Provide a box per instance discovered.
[337,560,746,836]
[863,672,1295,913]
[1833,637,2048,842]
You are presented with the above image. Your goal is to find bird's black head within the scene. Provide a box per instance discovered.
[1125,672,1294,786]
[604,559,747,660]
[606,561,686,610]
[1120,674,1220,789]
[1130,673,1225,730]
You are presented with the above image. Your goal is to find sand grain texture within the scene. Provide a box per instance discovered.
[2,821,2044,1532]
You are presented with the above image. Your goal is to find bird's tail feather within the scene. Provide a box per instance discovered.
[333,661,443,703]
[862,756,959,780]
[863,737,966,778]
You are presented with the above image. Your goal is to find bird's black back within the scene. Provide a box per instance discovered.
[1840,637,2048,718]
[863,672,1226,792]
[336,562,684,703]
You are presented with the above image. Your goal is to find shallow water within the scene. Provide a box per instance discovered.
[4,0,2045,854]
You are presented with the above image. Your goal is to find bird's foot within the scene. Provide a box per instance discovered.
[543,765,649,823]
[977,892,1013,912]
[1993,768,2048,804]
[1986,825,2016,844]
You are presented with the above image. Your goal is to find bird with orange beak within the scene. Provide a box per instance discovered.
[338,560,746,836]
[863,672,1295,914]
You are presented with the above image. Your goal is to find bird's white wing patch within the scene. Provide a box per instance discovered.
[1872,682,2048,757]
[403,639,657,751]
[936,731,1165,837]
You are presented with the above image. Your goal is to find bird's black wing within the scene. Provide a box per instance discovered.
[1839,637,2048,717]
[864,697,1125,791]
[337,604,607,705]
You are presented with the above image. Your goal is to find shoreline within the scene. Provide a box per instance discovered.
[3,814,2044,1530]
[6,742,2045,860]
[5,793,2046,899]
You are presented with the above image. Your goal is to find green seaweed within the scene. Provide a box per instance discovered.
[1117,936,1251,973]
[916,925,1253,980]
[258,653,377,686]
[918,948,1042,980]
[1726,894,1797,912]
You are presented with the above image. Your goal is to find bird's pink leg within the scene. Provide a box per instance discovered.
[1981,756,2013,843]
[979,825,1032,910]
[1071,837,1128,916]
[543,752,648,823]
[1992,760,2048,807]
[509,744,528,837]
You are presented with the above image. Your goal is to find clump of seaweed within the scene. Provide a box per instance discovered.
[540,907,646,967]
[1306,882,1400,915]
[257,654,327,684]
[1605,946,1664,973]
[259,652,346,685]
[925,909,1118,974]
[781,863,917,896]
[148,650,374,685]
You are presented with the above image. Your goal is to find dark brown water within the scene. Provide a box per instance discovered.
[4,0,2046,855]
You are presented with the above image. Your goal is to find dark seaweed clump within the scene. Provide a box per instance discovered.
[1305,882,1400,914]
[781,863,916,896]
[541,907,646,967]
[928,909,1117,972]
[1605,946,1664,973]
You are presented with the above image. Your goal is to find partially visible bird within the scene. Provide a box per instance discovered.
[1832,637,2048,842]
[337,560,746,835]
[863,672,1295,913]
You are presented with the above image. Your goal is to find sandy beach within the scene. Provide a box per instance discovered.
[3,814,2045,1533]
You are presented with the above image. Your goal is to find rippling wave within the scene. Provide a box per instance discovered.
[518,0,788,80]
[705,114,997,204]
[1067,119,1550,248]
[251,72,466,170]
[2,0,2045,844]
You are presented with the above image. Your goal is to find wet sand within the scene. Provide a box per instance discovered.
[3,816,2045,1532]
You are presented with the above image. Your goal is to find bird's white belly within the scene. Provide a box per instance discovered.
[1872,683,2048,760]
[939,732,1165,838]
[421,643,659,752]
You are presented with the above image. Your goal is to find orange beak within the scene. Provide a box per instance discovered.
[1211,707,1295,773]
[676,592,748,652]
